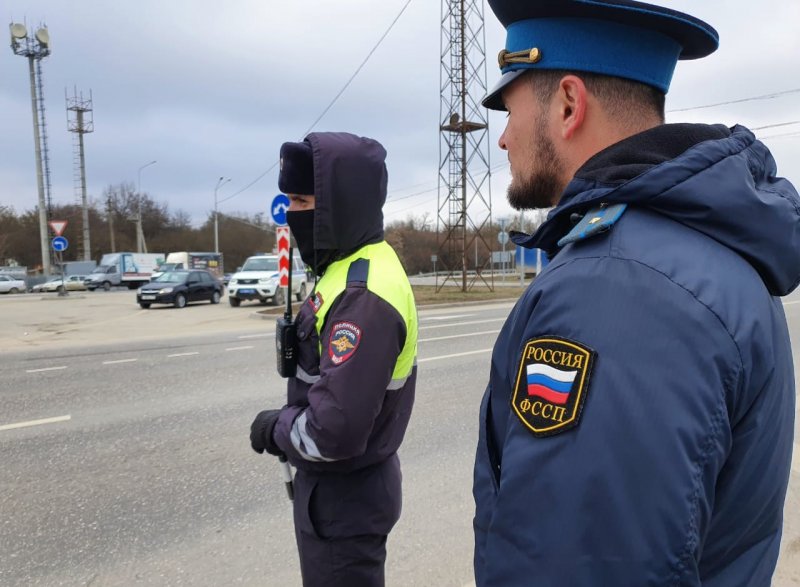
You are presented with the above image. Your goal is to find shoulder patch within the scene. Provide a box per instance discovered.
[557,202,627,247]
[512,336,596,437]
[308,291,324,313]
[328,321,361,365]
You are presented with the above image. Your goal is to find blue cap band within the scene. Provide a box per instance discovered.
[504,17,681,92]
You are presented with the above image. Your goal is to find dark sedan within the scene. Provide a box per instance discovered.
[136,270,223,309]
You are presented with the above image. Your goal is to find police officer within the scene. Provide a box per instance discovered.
[250,132,418,587]
[473,1,800,585]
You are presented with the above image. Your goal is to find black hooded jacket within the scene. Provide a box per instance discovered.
[272,132,417,476]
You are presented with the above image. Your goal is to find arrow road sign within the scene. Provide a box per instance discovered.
[52,236,68,252]
[49,220,68,236]
[271,194,290,226]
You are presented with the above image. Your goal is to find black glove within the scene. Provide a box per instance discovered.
[250,409,283,456]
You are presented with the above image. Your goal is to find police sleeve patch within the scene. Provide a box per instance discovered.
[512,336,596,437]
[328,321,361,365]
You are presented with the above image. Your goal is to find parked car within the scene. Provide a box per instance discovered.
[0,275,26,294]
[227,254,307,307]
[32,275,88,293]
[136,270,223,309]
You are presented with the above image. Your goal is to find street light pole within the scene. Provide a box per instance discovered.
[136,160,157,253]
[214,176,231,254]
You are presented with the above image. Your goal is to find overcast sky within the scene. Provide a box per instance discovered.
[2,0,799,232]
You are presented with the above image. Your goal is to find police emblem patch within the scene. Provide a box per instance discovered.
[512,336,596,437]
[328,321,361,365]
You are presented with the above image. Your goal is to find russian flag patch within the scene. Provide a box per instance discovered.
[512,336,596,437]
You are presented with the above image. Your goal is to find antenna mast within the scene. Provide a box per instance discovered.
[437,0,493,292]
[67,88,94,261]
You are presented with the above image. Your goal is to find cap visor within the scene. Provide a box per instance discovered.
[482,70,528,111]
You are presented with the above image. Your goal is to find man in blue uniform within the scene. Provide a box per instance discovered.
[250,132,418,587]
[474,1,800,585]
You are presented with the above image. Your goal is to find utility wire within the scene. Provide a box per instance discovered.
[668,88,800,113]
[298,0,412,139]
[219,0,413,206]
[759,131,800,140]
[750,120,800,131]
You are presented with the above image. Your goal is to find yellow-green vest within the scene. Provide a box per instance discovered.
[313,241,417,385]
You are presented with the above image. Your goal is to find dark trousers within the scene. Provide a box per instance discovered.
[292,456,402,587]
[296,529,388,587]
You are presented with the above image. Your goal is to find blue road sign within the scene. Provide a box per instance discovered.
[271,193,290,226]
[52,236,68,252]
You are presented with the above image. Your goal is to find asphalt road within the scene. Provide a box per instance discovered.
[2,289,800,586]
[0,291,509,586]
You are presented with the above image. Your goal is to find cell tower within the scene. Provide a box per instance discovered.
[66,88,94,261]
[437,0,493,292]
[9,22,53,275]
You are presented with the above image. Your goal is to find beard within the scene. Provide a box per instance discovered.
[507,118,566,210]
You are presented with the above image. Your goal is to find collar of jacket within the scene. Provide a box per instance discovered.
[511,123,732,255]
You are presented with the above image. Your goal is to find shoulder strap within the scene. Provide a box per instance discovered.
[346,258,370,287]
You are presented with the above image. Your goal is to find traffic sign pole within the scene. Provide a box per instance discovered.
[276,226,290,289]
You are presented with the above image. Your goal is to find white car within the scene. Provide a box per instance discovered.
[32,275,88,293]
[227,254,308,307]
[0,275,26,294]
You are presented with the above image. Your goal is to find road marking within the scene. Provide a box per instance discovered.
[0,414,71,432]
[102,358,138,365]
[793,443,800,476]
[783,300,800,306]
[419,330,499,343]
[167,352,200,358]
[419,348,493,363]
[226,345,254,351]
[419,318,505,331]
[422,314,474,321]
[238,333,272,339]
[25,366,67,373]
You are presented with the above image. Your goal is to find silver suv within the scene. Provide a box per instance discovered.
[227,254,308,307]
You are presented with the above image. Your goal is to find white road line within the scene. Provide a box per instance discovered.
[419,348,493,363]
[0,414,71,432]
[419,318,505,331]
[167,352,200,358]
[238,333,272,339]
[422,314,474,321]
[783,300,800,306]
[25,366,67,373]
[226,345,254,351]
[102,358,138,365]
[419,330,499,343]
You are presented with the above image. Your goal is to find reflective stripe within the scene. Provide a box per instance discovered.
[289,411,336,462]
[295,366,320,384]
[387,360,417,390]
[387,377,407,390]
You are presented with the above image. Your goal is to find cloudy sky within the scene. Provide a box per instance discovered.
[2,0,799,231]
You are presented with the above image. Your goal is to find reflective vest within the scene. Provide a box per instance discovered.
[313,241,417,385]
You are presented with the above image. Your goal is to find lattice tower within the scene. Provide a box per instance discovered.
[437,0,493,292]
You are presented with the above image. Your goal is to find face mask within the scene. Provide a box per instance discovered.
[286,209,316,269]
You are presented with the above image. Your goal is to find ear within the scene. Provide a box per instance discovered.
[556,75,588,140]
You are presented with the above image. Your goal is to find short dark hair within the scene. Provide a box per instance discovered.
[529,69,666,125]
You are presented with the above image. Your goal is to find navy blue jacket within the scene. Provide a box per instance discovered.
[474,124,800,586]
